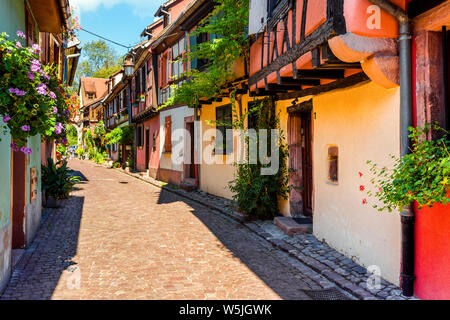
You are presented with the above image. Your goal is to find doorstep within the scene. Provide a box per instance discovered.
[274,217,312,236]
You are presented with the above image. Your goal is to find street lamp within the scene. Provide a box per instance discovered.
[123,60,135,78]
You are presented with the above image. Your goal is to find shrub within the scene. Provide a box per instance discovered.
[365,124,450,211]
[41,158,80,200]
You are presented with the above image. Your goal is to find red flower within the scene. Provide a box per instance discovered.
[362,199,367,205]
[360,185,365,192]
[406,191,413,197]
[358,172,363,178]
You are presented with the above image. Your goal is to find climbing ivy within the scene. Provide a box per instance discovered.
[161,0,249,108]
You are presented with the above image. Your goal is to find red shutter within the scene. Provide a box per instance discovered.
[164,116,172,152]
[158,56,163,88]
[168,48,173,82]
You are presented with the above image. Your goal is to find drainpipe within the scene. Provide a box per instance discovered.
[368,0,415,297]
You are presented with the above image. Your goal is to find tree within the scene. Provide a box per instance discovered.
[75,40,123,81]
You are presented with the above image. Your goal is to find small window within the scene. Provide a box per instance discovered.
[152,132,157,152]
[215,104,233,154]
[328,146,338,183]
[88,93,94,100]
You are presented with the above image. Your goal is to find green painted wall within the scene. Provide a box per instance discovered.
[0,0,25,228]
[0,0,25,36]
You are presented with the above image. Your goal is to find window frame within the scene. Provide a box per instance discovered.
[215,104,234,155]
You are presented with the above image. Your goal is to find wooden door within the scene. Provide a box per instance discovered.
[288,112,313,217]
[301,113,313,216]
[145,129,150,170]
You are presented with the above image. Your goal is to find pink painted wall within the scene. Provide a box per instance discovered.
[135,115,160,173]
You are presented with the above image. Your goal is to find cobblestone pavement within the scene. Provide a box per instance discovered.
[0,159,354,300]
[119,167,417,300]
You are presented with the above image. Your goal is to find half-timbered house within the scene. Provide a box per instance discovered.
[248,0,408,286]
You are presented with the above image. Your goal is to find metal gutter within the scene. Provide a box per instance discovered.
[368,0,415,297]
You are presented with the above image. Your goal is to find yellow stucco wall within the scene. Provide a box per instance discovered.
[277,81,401,285]
[199,97,238,200]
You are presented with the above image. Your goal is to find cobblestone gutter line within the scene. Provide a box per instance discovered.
[113,166,417,301]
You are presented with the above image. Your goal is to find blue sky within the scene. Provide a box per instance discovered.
[72,0,166,57]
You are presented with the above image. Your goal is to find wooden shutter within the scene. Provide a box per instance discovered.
[164,116,172,152]
[158,56,163,88]
[189,33,197,71]
[167,49,173,83]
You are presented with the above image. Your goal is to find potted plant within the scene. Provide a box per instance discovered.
[139,92,145,102]
[41,158,80,208]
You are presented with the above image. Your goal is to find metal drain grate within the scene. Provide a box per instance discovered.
[303,288,351,300]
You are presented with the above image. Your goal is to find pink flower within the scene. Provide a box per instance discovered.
[16,31,25,39]
[53,107,58,114]
[28,71,34,81]
[55,122,63,135]
[10,142,19,152]
[21,125,30,132]
[15,41,22,48]
[49,91,56,99]
[32,44,41,54]
[20,147,33,155]
[3,115,11,123]
[36,83,47,95]
[30,59,41,72]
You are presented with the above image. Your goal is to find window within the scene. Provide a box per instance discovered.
[215,104,233,154]
[153,132,157,152]
[88,93,94,100]
[196,32,210,71]
[141,67,146,95]
[137,126,144,147]
[267,0,292,28]
[328,146,338,183]
[171,38,186,80]
[164,116,172,153]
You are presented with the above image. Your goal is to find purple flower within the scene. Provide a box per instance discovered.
[14,89,26,96]
[15,41,22,48]
[16,31,25,39]
[55,122,63,135]
[21,125,30,132]
[7,50,11,54]
[36,83,47,95]
[28,71,34,81]
[9,88,26,96]
[39,70,50,80]
[20,147,33,155]
[3,115,11,123]
[49,91,56,99]
[10,142,19,152]
[53,107,58,114]
[32,44,41,54]
[30,59,41,72]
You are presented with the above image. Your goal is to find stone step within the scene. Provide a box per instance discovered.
[274,217,313,237]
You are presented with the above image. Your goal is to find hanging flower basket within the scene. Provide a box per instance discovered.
[0,31,72,154]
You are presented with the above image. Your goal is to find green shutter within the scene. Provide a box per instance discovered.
[189,33,198,70]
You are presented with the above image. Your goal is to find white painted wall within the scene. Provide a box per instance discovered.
[159,106,194,172]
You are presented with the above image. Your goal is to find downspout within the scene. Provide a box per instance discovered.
[368,0,415,297]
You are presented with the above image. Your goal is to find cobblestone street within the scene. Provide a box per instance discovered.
[0,159,352,300]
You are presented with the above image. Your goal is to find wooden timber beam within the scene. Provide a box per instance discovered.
[276,72,370,101]
[278,77,321,86]
[295,69,345,80]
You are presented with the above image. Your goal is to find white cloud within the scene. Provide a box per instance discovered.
[71,0,161,18]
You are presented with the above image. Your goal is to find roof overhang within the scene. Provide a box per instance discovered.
[28,0,70,33]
